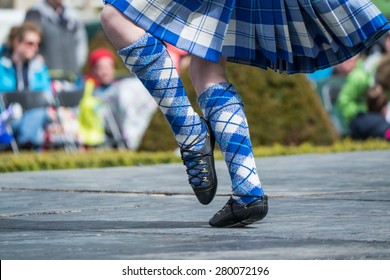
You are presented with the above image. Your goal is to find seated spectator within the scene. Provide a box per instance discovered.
[0,21,53,150]
[336,32,390,134]
[349,55,390,141]
[79,48,157,149]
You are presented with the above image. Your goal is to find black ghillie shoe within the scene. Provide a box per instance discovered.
[180,119,217,205]
[209,196,268,227]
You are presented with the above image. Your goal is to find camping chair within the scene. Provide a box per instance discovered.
[0,91,53,153]
[54,89,85,152]
[102,105,127,150]
[56,89,126,150]
[1,90,53,110]
[56,89,84,108]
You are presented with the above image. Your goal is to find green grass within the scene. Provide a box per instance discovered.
[0,139,388,173]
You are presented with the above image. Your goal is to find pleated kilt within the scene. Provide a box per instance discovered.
[103,0,390,73]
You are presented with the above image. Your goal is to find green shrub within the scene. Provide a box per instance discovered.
[0,140,388,173]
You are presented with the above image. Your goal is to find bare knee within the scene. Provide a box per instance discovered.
[101,5,145,49]
[101,5,117,31]
[190,56,228,95]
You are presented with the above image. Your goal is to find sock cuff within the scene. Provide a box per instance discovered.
[197,82,243,105]
[117,33,167,73]
[197,82,244,118]
[197,82,230,104]
[118,33,152,56]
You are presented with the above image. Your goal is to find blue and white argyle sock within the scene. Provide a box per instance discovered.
[198,83,265,204]
[118,33,206,150]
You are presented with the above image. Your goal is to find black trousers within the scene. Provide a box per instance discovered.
[350,112,390,140]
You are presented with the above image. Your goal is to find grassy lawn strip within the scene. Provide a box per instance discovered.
[0,139,389,173]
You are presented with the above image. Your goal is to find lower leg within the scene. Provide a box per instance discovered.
[190,56,228,94]
[101,5,145,49]
[102,5,217,203]
[191,58,265,204]
[102,5,205,150]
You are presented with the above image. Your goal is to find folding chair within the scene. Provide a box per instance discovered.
[1,90,52,110]
[54,89,85,152]
[56,89,126,150]
[102,106,127,150]
[55,89,84,108]
[0,91,53,153]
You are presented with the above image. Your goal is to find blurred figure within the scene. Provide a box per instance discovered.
[349,54,390,141]
[0,22,50,93]
[0,103,22,150]
[332,55,359,76]
[0,21,53,149]
[79,48,157,149]
[25,0,88,76]
[306,53,358,86]
[337,31,390,133]
[307,55,359,136]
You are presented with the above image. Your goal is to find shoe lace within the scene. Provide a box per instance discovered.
[181,146,212,187]
[180,119,214,188]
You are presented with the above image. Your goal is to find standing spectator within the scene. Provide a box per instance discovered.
[25,0,88,76]
[0,21,53,149]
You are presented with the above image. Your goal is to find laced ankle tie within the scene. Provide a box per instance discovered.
[181,146,212,187]
[180,130,212,188]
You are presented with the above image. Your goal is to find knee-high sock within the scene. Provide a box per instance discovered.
[118,33,206,150]
[198,83,265,204]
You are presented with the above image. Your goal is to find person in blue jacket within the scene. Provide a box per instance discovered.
[0,21,53,149]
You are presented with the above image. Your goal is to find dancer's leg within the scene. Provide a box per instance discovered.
[191,57,268,227]
[101,6,217,204]
[191,57,265,204]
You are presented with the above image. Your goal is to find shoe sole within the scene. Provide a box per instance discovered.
[226,216,265,228]
[209,197,268,227]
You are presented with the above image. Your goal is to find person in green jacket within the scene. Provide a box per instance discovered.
[337,32,390,128]
[337,57,378,125]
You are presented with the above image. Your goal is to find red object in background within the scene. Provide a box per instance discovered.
[165,43,189,73]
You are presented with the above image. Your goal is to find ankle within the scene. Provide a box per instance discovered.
[181,118,208,152]
[232,186,265,204]
[232,195,262,205]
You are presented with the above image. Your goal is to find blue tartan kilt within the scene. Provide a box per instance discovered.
[103,0,390,73]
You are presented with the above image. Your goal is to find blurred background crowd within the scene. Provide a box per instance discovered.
[0,0,389,154]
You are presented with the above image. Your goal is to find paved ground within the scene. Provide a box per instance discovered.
[0,150,389,260]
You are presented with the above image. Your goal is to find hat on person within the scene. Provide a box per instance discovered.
[88,48,115,68]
